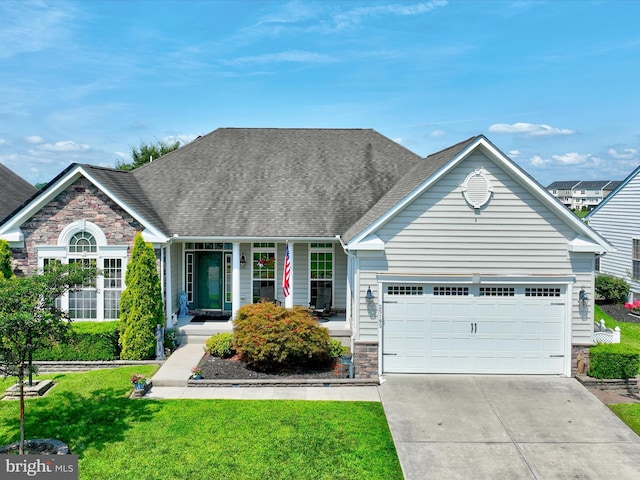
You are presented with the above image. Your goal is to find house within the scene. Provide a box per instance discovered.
[547,180,621,211]
[586,165,640,302]
[0,164,38,223]
[0,129,611,377]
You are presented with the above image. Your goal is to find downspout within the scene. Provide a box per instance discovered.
[337,235,357,360]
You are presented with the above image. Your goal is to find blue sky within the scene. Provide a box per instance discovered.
[1,0,639,187]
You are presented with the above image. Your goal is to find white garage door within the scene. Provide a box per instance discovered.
[382,284,566,374]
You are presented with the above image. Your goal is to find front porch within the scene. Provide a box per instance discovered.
[174,313,352,347]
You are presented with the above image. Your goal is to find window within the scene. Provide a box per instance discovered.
[479,287,515,296]
[310,243,333,308]
[37,222,128,321]
[387,285,423,295]
[69,232,97,253]
[103,258,122,319]
[633,239,640,280]
[68,258,97,319]
[525,287,560,297]
[252,243,276,303]
[434,286,469,296]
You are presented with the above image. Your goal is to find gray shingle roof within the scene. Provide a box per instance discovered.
[342,136,479,243]
[131,128,423,237]
[80,165,168,232]
[0,164,38,222]
[546,181,581,190]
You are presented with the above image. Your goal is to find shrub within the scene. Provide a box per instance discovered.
[588,343,640,379]
[205,332,235,358]
[328,339,348,360]
[233,302,332,369]
[119,233,164,360]
[33,322,120,361]
[0,239,13,279]
[595,274,630,304]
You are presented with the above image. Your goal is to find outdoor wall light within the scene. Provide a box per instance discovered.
[579,287,588,306]
[240,254,246,268]
[365,286,375,302]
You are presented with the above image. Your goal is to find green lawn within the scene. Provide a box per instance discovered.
[594,304,640,352]
[0,367,402,480]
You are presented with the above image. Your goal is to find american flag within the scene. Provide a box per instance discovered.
[282,243,291,298]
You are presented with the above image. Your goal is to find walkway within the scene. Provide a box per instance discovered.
[148,341,380,401]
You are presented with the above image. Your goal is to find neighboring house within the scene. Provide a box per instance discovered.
[0,129,611,377]
[0,164,38,223]
[586,165,640,301]
[547,180,621,211]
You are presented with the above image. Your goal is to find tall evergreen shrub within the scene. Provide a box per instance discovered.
[119,233,164,360]
[0,239,13,279]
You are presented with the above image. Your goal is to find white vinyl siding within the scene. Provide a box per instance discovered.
[356,151,592,345]
[588,172,640,300]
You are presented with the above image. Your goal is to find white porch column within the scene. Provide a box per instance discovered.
[165,243,173,328]
[232,242,241,320]
[285,242,294,309]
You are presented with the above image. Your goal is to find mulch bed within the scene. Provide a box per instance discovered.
[197,354,349,380]
[596,302,640,324]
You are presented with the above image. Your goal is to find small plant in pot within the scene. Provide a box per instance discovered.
[190,366,202,380]
[131,374,147,390]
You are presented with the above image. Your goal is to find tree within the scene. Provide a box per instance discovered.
[0,262,96,454]
[119,232,164,360]
[0,239,13,279]
[115,138,180,171]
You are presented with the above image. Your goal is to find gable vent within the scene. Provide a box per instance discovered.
[461,169,493,208]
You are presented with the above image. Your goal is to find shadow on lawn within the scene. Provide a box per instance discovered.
[2,386,160,458]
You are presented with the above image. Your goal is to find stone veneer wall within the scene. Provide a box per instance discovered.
[11,178,142,275]
[353,340,378,378]
[571,345,591,377]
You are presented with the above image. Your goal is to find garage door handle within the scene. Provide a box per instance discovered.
[549,355,564,358]
[471,322,477,333]
[383,353,397,356]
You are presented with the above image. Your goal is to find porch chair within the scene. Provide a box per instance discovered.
[311,285,335,318]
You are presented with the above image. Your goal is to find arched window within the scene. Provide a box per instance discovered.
[69,232,97,253]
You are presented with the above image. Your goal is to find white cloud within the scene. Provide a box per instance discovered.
[509,149,521,158]
[552,152,588,165]
[0,2,74,59]
[392,137,403,144]
[38,141,90,153]
[227,50,336,66]
[430,130,446,138]
[529,155,549,167]
[25,135,44,144]
[488,122,576,137]
[334,1,448,30]
[608,147,638,160]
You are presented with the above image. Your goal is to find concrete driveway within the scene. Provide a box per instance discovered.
[379,375,640,479]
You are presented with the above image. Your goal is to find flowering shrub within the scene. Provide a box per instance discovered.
[624,300,640,315]
[131,374,147,386]
[233,302,332,369]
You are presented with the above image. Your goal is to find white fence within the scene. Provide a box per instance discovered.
[593,319,620,344]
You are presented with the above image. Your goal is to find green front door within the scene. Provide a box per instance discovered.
[196,252,222,310]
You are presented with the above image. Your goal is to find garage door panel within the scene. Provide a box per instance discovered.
[497,321,518,335]
[382,284,566,374]
[476,337,497,351]
[431,320,450,334]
